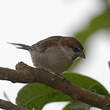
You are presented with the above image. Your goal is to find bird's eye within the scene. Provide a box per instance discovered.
[74,47,80,52]
[69,46,80,52]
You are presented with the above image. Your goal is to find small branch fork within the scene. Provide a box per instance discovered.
[0,62,110,110]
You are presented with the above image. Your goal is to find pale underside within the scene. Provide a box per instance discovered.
[30,46,75,74]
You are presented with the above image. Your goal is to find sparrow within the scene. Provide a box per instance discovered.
[10,36,85,74]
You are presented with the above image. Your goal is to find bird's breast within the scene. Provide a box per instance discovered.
[30,46,74,74]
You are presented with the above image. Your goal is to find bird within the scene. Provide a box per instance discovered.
[9,36,85,74]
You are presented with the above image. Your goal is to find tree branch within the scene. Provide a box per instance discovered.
[0,62,110,109]
[0,99,26,110]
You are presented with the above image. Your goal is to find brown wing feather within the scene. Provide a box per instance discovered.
[31,36,63,52]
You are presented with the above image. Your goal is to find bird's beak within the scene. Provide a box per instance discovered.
[77,51,86,59]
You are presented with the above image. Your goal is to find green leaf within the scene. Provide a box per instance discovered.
[75,9,110,45]
[63,103,71,110]
[16,83,72,110]
[62,72,109,96]
[63,101,90,110]
[108,61,110,70]
[16,72,109,110]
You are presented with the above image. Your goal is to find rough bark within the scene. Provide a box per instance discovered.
[0,62,110,109]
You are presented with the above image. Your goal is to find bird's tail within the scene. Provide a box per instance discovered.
[8,43,31,50]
